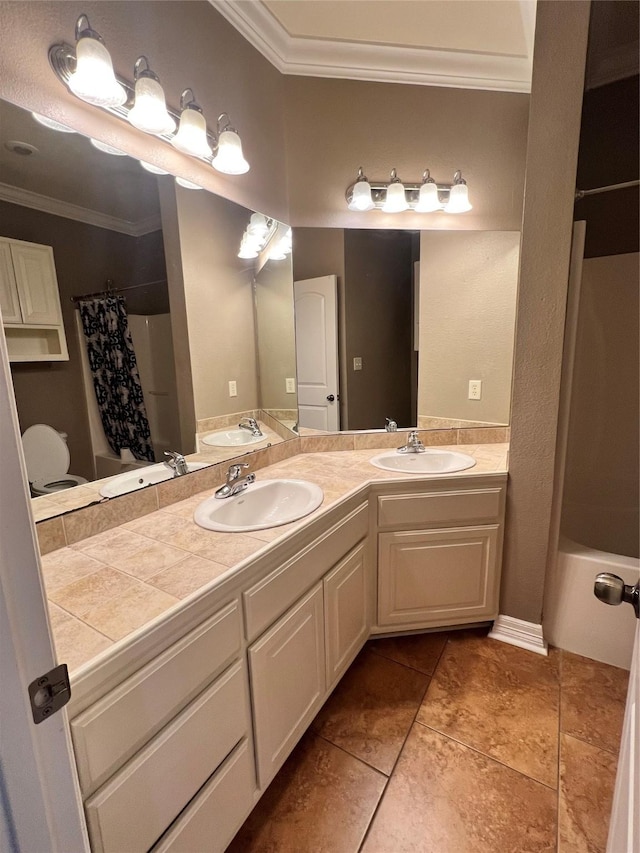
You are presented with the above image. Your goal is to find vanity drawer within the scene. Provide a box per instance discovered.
[377,487,504,530]
[151,739,255,853]
[244,501,368,641]
[72,600,242,795]
[84,659,249,853]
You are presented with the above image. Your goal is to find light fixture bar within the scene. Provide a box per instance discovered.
[345,178,453,211]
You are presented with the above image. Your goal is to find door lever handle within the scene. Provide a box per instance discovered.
[594,573,639,619]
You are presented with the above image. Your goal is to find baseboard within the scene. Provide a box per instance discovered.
[488,615,549,656]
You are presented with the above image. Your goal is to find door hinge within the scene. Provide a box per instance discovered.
[28,664,71,724]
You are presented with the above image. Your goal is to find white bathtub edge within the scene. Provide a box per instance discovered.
[488,615,549,656]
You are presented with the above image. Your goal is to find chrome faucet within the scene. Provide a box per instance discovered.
[385,418,398,432]
[238,417,263,437]
[398,430,425,453]
[215,463,256,499]
[163,451,189,476]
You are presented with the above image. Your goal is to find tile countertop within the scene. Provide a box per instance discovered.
[41,444,508,673]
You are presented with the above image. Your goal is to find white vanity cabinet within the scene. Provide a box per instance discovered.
[0,237,68,361]
[376,475,507,630]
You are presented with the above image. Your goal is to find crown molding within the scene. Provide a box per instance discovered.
[0,183,162,237]
[210,0,532,93]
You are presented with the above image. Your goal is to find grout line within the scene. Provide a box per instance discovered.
[357,636,450,852]
[312,732,390,779]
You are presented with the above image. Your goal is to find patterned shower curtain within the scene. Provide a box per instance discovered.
[79,295,155,463]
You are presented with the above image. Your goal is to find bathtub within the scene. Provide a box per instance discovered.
[544,538,639,670]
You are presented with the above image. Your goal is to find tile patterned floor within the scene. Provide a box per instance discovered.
[229,630,629,853]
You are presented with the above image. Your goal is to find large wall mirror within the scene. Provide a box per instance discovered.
[0,97,296,520]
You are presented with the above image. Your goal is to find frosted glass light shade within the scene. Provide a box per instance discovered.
[348,180,374,211]
[238,240,258,259]
[90,138,127,156]
[382,181,408,212]
[212,130,249,174]
[175,176,202,190]
[128,76,175,135]
[444,183,472,213]
[415,181,441,212]
[32,113,76,133]
[171,108,212,158]
[248,213,269,237]
[140,160,169,175]
[68,37,126,107]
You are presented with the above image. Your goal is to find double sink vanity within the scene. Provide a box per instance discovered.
[38,430,508,853]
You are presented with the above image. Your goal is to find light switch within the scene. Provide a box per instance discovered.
[228,380,237,397]
[285,377,296,394]
[353,357,363,371]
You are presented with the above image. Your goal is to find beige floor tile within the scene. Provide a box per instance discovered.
[80,583,180,641]
[102,540,189,580]
[40,548,107,594]
[558,733,617,853]
[417,631,560,788]
[362,724,557,853]
[123,511,190,540]
[72,527,152,562]
[313,648,429,774]
[228,732,385,853]
[368,631,448,675]
[147,554,231,598]
[560,651,629,754]
[47,603,112,671]
[48,567,142,619]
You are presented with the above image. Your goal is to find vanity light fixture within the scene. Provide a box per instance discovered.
[237,213,278,260]
[171,89,212,159]
[345,167,472,213]
[381,169,409,213]
[175,176,203,190]
[128,57,175,135]
[443,171,473,213]
[67,15,127,107]
[48,15,251,178]
[211,114,249,175]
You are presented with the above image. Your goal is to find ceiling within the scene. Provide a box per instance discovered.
[211,0,536,92]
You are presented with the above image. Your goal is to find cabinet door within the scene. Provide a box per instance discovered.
[11,242,62,325]
[378,525,500,628]
[324,542,369,689]
[0,240,21,324]
[249,584,325,789]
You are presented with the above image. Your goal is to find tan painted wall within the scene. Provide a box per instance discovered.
[169,186,259,423]
[254,259,297,411]
[418,231,520,425]
[501,0,591,625]
[284,76,529,230]
[561,252,639,558]
[0,1,288,222]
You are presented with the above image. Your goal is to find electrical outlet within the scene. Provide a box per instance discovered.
[228,380,237,397]
[285,377,296,394]
[468,380,482,400]
[353,357,363,371]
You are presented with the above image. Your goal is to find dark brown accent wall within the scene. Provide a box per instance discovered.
[574,75,639,257]
[1,201,168,480]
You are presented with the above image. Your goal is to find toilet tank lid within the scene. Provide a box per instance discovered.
[21,424,70,481]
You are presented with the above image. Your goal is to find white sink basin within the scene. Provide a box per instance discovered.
[100,461,210,498]
[370,449,476,475]
[194,479,324,532]
[201,429,267,448]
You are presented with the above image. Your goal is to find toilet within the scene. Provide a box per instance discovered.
[21,424,88,495]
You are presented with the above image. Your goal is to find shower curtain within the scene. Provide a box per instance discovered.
[79,295,154,463]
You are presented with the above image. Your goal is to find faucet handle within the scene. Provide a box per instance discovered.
[227,462,249,481]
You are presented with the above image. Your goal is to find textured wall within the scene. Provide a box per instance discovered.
[418,231,520,425]
[284,75,529,230]
[254,259,297,411]
[501,0,591,625]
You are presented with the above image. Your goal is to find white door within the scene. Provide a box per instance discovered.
[607,620,639,853]
[0,319,89,851]
[293,275,339,431]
